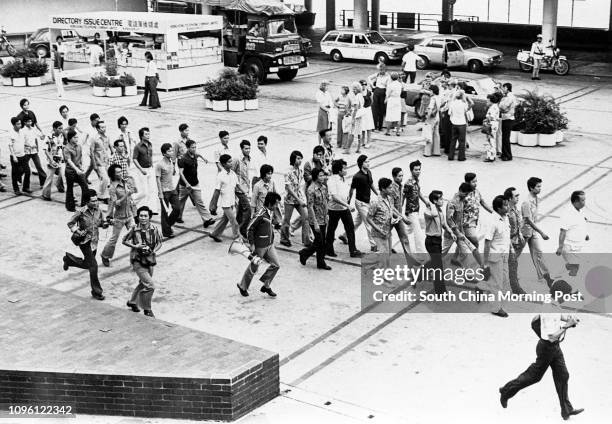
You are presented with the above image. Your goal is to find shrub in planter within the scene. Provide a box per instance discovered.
[24,60,48,86]
[0,60,17,85]
[90,74,109,96]
[9,60,27,86]
[120,73,137,96]
[105,59,119,77]
[242,74,259,110]
[107,77,123,97]
[517,90,568,147]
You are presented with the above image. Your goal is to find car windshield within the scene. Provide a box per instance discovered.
[366,32,386,44]
[267,19,296,37]
[457,36,477,50]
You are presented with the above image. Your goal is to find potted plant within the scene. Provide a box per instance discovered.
[11,60,27,87]
[24,59,48,86]
[202,80,215,109]
[228,78,246,111]
[90,74,109,97]
[120,73,137,96]
[210,80,228,111]
[517,90,568,147]
[105,59,119,79]
[510,102,525,144]
[107,77,123,97]
[0,60,16,86]
[242,74,259,110]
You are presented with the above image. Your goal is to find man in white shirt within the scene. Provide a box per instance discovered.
[214,130,231,172]
[140,51,161,109]
[209,154,240,242]
[8,117,29,195]
[401,44,419,83]
[87,40,103,66]
[447,90,468,161]
[499,281,584,420]
[56,36,68,85]
[477,195,511,318]
[529,34,545,80]
[250,135,269,187]
[556,191,589,291]
[325,159,362,258]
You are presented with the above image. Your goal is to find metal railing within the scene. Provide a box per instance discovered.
[340,10,479,31]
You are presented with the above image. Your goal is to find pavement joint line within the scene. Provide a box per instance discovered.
[557,86,602,105]
[294,65,354,81]
[554,85,596,102]
[289,289,431,386]
[0,196,33,210]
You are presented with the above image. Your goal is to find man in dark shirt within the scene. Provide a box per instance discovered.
[346,155,379,251]
[132,127,157,212]
[177,140,214,229]
[402,160,430,255]
[63,129,89,212]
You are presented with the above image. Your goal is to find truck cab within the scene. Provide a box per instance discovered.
[222,12,310,83]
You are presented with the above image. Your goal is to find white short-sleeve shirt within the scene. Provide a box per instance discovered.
[215,169,238,208]
[486,213,510,258]
[560,205,587,249]
[402,51,419,72]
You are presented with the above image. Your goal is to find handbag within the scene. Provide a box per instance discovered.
[466,108,474,123]
[481,117,492,135]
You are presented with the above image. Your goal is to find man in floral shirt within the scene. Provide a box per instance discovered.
[42,121,65,200]
[367,177,395,253]
[299,168,331,270]
[504,187,526,294]
[281,150,310,247]
[462,172,492,252]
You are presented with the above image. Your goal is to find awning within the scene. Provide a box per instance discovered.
[203,0,294,16]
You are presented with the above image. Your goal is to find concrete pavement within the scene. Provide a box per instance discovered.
[0,59,611,423]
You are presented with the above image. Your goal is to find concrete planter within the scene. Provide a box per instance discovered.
[27,76,42,86]
[123,85,137,96]
[510,130,519,145]
[245,98,259,110]
[12,77,27,87]
[204,97,213,109]
[1,76,12,86]
[556,131,564,144]
[538,133,557,147]
[228,100,245,112]
[518,132,538,147]
[107,87,122,98]
[92,86,107,97]
[212,100,228,111]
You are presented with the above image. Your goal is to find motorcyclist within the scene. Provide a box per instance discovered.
[529,34,546,80]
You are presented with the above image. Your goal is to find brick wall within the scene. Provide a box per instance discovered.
[0,358,279,421]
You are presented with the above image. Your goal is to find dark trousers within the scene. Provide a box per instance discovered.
[425,235,446,294]
[439,112,452,152]
[160,189,180,237]
[141,76,161,108]
[372,88,387,130]
[501,339,572,417]
[24,153,47,189]
[403,71,416,83]
[448,124,467,161]
[235,192,252,238]
[501,119,514,160]
[10,156,29,192]
[300,224,327,267]
[325,209,357,255]
[64,242,103,296]
[65,168,88,211]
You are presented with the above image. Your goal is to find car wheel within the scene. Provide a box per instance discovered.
[330,50,343,62]
[278,69,299,81]
[35,45,49,58]
[243,58,266,84]
[374,52,389,64]
[467,59,483,73]
[416,55,429,70]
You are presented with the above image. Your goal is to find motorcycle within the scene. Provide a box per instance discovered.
[1,26,17,57]
[516,45,570,76]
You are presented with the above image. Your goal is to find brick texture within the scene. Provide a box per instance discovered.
[0,278,279,421]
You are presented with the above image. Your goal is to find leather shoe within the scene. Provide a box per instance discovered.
[92,293,105,301]
[203,218,215,228]
[176,218,184,224]
[62,256,69,271]
[143,310,155,318]
[338,235,348,245]
[298,250,307,266]
[562,408,584,420]
[326,251,338,257]
[261,286,277,297]
[280,240,292,247]
[126,301,140,312]
[237,284,249,297]
[492,309,509,318]
[101,256,110,267]
[210,234,222,242]
[350,250,363,258]
[499,388,508,408]
[317,264,332,270]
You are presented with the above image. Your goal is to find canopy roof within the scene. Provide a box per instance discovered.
[49,11,223,33]
[204,0,294,16]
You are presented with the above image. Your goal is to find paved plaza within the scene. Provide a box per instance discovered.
[1,59,611,423]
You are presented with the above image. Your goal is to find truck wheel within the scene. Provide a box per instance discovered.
[467,59,483,73]
[35,45,49,58]
[330,50,343,62]
[374,52,389,64]
[278,69,298,81]
[243,58,266,84]
[416,55,429,70]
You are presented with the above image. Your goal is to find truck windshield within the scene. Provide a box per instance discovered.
[458,37,477,50]
[268,19,296,37]
[366,32,386,44]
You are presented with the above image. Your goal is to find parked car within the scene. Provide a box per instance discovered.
[320,29,407,64]
[414,34,503,73]
[27,28,80,58]
[404,72,500,123]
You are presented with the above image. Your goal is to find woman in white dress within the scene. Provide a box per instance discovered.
[359,79,374,148]
[423,85,441,156]
[316,80,333,144]
[384,72,403,136]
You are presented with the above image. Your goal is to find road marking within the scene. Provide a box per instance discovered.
[295,66,354,81]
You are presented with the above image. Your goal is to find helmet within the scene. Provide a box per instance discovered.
[536,34,543,39]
